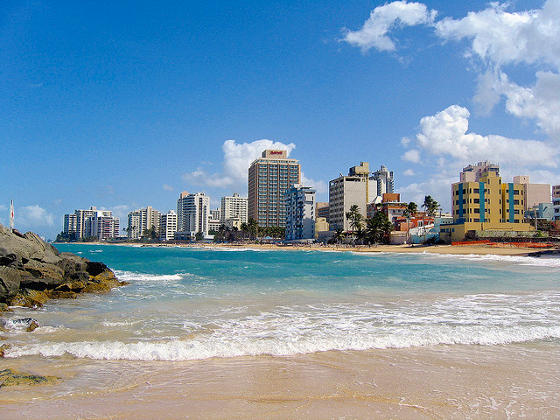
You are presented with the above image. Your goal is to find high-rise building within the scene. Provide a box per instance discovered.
[208,209,222,233]
[127,211,141,239]
[512,176,551,212]
[177,191,210,237]
[329,162,375,231]
[315,202,329,221]
[160,210,178,241]
[62,207,119,240]
[74,207,98,239]
[285,185,316,241]
[440,164,534,242]
[63,214,77,237]
[248,150,300,227]
[220,193,248,230]
[553,185,560,221]
[460,161,500,182]
[371,165,394,197]
[127,206,161,239]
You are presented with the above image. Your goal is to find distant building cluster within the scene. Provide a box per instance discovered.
[63,207,119,241]
[61,153,560,243]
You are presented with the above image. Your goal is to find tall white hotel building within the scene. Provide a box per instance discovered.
[177,192,210,237]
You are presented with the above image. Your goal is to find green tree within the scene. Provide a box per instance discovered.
[422,196,440,217]
[345,205,364,234]
[365,212,393,244]
[195,231,204,241]
[247,218,258,240]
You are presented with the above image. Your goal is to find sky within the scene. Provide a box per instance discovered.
[1,0,559,239]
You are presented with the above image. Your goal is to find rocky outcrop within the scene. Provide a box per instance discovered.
[0,223,126,306]
[0,368,60,388]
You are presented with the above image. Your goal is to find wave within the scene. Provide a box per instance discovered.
[426,253,560,268]
[6,325,560,361]
[6,292,560,361]
[113,270,192,282]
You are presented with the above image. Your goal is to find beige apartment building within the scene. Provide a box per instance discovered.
[248,150,300,227]
[220,193,248,229]
[328,162,375,231]
[512,176,551,211]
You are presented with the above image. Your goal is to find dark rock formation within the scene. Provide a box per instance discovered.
[0,223,127,306]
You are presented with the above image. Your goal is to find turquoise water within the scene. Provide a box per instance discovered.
[3,244,560,361]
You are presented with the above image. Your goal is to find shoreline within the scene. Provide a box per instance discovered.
[55,241,559,257]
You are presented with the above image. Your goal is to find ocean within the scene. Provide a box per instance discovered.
[2,244,560,418]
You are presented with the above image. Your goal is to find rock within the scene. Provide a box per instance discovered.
[0,266,21,298]
[0,368,60,388]
[0,223,124,305]
[0,344,10,357]
[26,320,39,332]
[7,289,50,308]
[0,302,11,313]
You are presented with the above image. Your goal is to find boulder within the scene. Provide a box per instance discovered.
[0,223,124,304]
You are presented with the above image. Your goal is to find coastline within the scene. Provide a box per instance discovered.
[57,241,559,257]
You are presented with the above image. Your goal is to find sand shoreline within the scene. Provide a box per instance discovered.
[58,240,559,257]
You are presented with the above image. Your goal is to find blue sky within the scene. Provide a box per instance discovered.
[1,0,558,239]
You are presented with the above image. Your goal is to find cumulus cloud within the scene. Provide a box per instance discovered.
[403,169,415,176]
[435,1,560,70]
[402,149,420,163]
[342,1,436,52]
[183,139,296,190]
[415,105,557,167]
[17,205,55,228]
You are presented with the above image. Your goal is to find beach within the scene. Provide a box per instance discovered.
[83,240,559,257]
[2,244,559,418]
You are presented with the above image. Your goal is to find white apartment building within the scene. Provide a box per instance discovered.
[329,162,375,231]
[63,213,77,236]
[371,165,395,197]
[127,211,141,239]
[159,210,178,241]
[177,191,210,237]
[127,206,161,239]
[220,193,248,229]
[74,207,98,239]
[90,212,120,240]
[208,209,222,233]
[285,185,316,240]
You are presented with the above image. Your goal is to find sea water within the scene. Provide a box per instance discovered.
[3,244,560,361]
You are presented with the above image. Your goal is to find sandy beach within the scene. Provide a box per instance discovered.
[2,344,559,419]
[91,240,559,257]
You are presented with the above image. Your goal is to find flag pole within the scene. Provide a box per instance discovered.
[10,200,14,232]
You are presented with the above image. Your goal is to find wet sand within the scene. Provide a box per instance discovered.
[2,344,559,419]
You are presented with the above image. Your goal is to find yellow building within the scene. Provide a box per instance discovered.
[441,167,534,242]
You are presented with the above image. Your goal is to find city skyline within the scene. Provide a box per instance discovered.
[2,1,559,239]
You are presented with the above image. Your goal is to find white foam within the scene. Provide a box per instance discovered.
[427,253,560,268]
[113,270,191,282]
[6,292,560,361]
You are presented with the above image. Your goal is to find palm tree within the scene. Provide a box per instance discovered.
[422,195,440,217]
[345,205,364,239]
[333,228,344,244]
[403,202,418,244]
[247,218,258,241]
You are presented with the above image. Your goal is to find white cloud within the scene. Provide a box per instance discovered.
[17,205,54,228]
[342,1,436,52]
[403,169,415,176]
[402,148,420,163]
[401,136,411,146]
[109,204,130,222]
[162,184,174,191]
[435,1,560,70]
[301,173,328,195]
[183,139,296,190]
[415,105,557,167]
